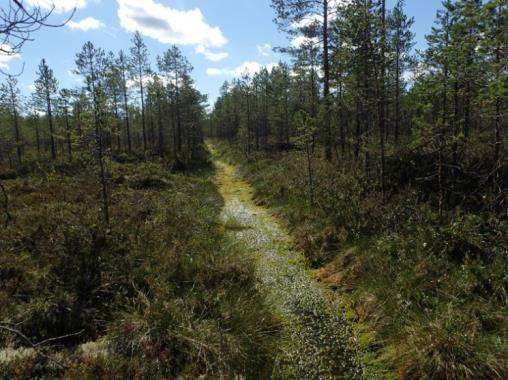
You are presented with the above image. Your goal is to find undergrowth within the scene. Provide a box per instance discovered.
[212,139,508,380]
[0,152,279,379]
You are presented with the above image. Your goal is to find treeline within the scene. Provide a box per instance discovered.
[0,32,207,224]
[0,31,206,167]
[209,1,506,377]
[211,0,506,211]
[0,30,280,379]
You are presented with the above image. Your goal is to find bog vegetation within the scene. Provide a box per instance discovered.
[0,0,506,379]
[0,31,279,378]
[209,0,507,378]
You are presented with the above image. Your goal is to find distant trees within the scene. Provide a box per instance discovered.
[157,45,202,161]
[389,0,415,145]
[294,110,317,206]
[118,50,132,153]
[34,59,58,160]
[58,89,73,161]
[75,41,110,224]
[272,0,336,160]
[0,30,209,223]
[211,0,506,210]
[480,0,506,166]
[0,76,22,163]
[146,73,166,156]
[130,31,150,151]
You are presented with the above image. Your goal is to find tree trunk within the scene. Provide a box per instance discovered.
[323,0,332,161]
[378,0,387,200]
[46,91,56,160]
[439,15,450,218]
[35,117,41,156]
[90,64,109,226]
[494,4,501,166]
[158,100,164,156]
[64,105,72,161]
[9,83,22,164]
[139,69,147,151]
[395,28,401,145]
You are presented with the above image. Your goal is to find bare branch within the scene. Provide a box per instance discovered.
[0,0,75,62]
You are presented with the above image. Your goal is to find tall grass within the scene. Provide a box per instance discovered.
[0,154,280,379]
[213,140,508,379]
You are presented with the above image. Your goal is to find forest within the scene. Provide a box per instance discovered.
[0,0,506,379]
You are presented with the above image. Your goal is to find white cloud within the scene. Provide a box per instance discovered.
[207,61,277,77]
[293,15,321,29]
[25,0,87,13]
[290,1,350,48]
[117,0,227,50]
[291,36,319,48]
[206,68,225,76]
[0,45,21,70]
[67,17,105,31]
[257,44,272,57]
[195,45,228,62]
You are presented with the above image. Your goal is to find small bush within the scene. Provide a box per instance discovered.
[0,157,279,378]
[213,140,508,379]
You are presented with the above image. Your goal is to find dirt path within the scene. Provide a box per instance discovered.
[211,145,364,379]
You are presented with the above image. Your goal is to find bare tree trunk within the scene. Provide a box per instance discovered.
[439,29,450,219]
[246,88,251,154]
[121,67,132,154]
[91,68,109,225]
[338,81,345,157]
[395,31,401,145]
[139,68,147,152]
[378,0,387,201]
[9,82,22,164]
[64,105,72,161]
[158,101,164,157]
[323,0,332,161]
[46,91,56,160]
[13,107,22,164]
[494,5,501,167]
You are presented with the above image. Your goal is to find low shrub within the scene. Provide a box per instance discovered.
[0,157,279,379]
[213,140,508,379]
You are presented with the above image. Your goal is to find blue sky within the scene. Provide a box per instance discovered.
[2,0,444,106]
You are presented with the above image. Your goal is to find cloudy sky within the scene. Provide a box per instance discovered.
[2,0,443,106]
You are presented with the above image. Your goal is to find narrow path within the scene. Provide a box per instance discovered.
[210,145,364,380]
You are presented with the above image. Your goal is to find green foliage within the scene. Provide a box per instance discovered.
[214,140,508,379]
[0,157,279,379]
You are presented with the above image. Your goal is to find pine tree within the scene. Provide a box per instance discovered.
[0,76,22,164]
[147,73,167,156]
[130,31,150,152]
[75,41,110,225]
[59,89,73,161]
[118,50,132,153]
[388,0,415,145]
[34,58,58,160]
[272,0,339,160]
[480,0,506,164]
[426,1,454,216]
[157,46,193,157]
